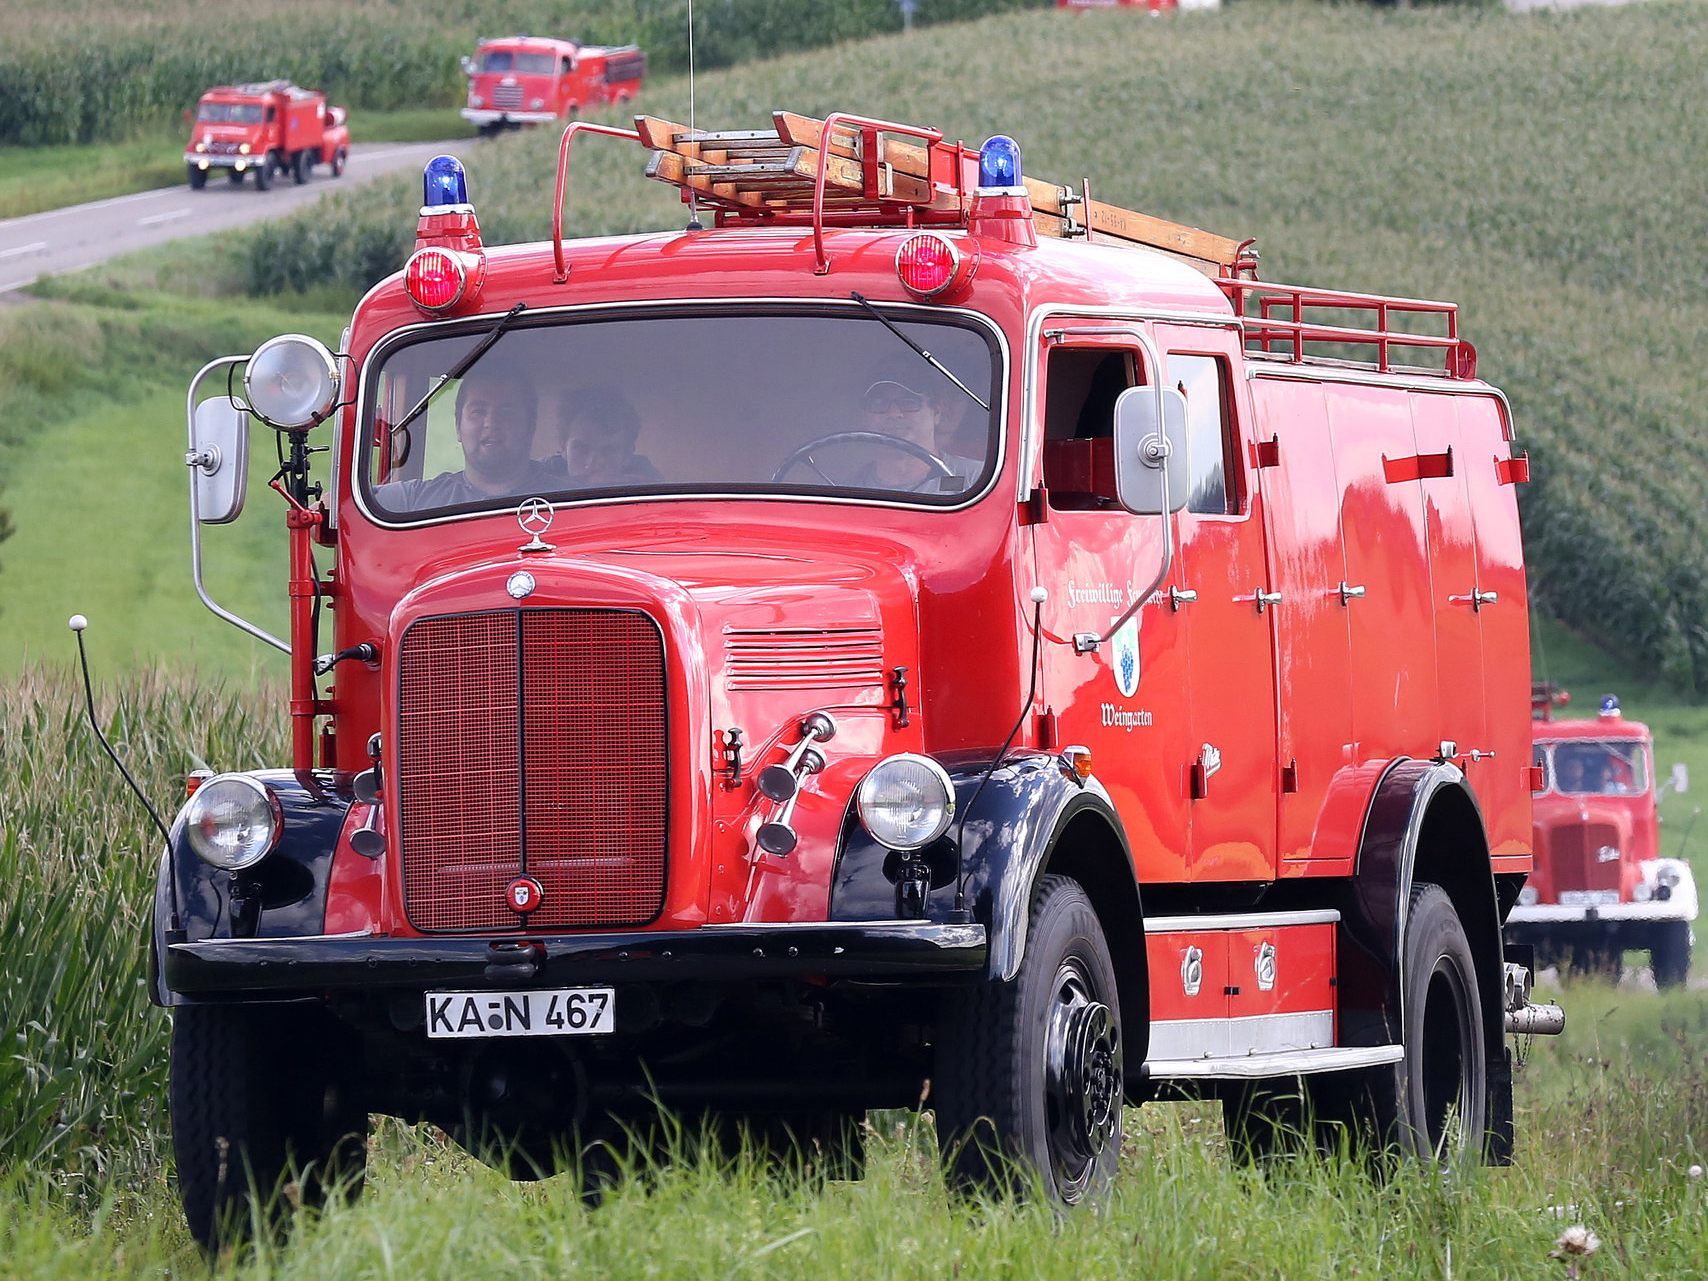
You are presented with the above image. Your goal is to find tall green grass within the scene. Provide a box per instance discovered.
[240,0,1708,695]
[0,0,1040,146]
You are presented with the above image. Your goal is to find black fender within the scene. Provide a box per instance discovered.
[150,769,353,1006]
[828,751,1148,1068]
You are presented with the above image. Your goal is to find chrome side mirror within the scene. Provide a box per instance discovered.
[460,55,475,76]
[1663,763,1689,798]
[187,395,250,524]
[1112,385,1189,516]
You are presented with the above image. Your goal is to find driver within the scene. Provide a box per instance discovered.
[392,363,565,509]
[856,361,982,494]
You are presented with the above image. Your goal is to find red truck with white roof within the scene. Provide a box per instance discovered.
[160,108,1561,1245]
[184,81,349,192]
[1508,689,1695,985]
[460,36,645,136]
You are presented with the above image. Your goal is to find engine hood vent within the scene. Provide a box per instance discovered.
[724,626,885,692]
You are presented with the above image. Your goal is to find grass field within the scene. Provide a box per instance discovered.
[2,669,1706,1277]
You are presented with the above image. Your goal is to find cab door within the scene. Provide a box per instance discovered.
[1027,323,1192,885]
[1157,327,1278,884]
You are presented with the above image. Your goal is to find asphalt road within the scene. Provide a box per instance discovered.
[0,139,470,297]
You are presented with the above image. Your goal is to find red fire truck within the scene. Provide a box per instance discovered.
[184,81,349,192]
[164,109,1560,1244]
[460,36,646,136]
[1508,689,1695,985]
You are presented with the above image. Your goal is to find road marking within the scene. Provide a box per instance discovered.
[138,208,192,227]
[0,241,47,260]
[0,186,177,230]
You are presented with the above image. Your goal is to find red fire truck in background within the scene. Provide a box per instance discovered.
[162,108,1561,1245]
[1508,689,1695,985]
[184,81,349,192]
[461,36,646,136]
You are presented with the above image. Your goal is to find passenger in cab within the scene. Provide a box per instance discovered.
[391,363,565,509]
[557,388,661,487]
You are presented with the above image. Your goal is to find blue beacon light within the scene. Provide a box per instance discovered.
[977,135,1024,193]
[1600,695,1622,717]
[423,154,469,208]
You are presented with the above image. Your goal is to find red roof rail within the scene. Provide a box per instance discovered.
[1218,278,1477,379]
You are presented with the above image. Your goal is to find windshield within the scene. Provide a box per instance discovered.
[1536,739,1649,796]
[479,51,557,74]
[197,102,263,124]
[362,308,1000,520]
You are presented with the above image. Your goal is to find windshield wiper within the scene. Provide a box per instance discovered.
[389,302,528,439]
[849,291,989,412]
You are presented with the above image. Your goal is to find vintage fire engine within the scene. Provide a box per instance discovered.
[460,36,646,136]
[1508,688,1694,985]
[164,108,1561,1243]
[184,81,349,191]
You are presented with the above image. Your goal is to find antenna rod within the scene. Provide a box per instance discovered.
[684,0,702,231]
[70,615,182,933]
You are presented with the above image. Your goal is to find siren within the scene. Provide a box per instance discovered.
[408,154,485,314]
[967,133,1036,248]
[1599,695,1623,719]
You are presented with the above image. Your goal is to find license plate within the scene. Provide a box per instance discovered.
[1559,890,1619,908]
[425,988,615,1039]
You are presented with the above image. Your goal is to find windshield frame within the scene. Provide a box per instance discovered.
[349,296,1011,531]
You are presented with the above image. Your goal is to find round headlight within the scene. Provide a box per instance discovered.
[183,774,280,870]
[856,753,955,851]
[1657,863,1683,889]
[238,142,251,155]
[244,334,340,430]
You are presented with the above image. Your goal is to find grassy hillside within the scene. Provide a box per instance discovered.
[4,667,1708,1275]
[237,0,1708,694]
[0,0,1037,145]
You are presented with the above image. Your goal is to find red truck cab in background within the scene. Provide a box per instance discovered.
[184,81,349,192]
[461,36,646,136]
[1508,689,1695,985]
[163,111,1563,1245]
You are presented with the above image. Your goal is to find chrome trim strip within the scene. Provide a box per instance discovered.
[1144,909,1342,933]
[186,356,290,656]
[1144,1044,1404,1081]
[1146,1010,1335,1061]
[345,295,1011,531]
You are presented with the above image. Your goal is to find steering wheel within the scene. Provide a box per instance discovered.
[771,430,957,488]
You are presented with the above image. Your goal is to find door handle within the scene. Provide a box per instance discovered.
[1336,581,1366,605]
[1169,586,1198,611]
[1450,588,1499,610]
[1241,588,1283,614]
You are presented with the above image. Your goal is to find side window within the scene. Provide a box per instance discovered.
[265,106,276,123]
[1040,347,1142,511]
[1168,353,1238,516]
[561,56,574,75]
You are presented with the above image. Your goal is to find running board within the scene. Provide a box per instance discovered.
[1143,1044,1403,1081]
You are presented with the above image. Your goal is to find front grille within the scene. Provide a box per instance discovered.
[490,84,524,110]
[1546,820,1622,897]
[396,609,668,933]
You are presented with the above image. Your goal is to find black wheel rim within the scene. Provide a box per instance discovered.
[1043,956,1121,1202]
[1419,952,1475,1159]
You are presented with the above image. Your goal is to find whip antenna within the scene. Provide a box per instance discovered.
[685,0,702,231]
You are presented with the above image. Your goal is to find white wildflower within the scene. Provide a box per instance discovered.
[1552,1225,1600,1259]
[1689,1164,1704,1180]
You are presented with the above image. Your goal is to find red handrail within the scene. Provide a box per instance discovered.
[552,120,643,283]
[810,111,944,275]
[1220,278,1470,376]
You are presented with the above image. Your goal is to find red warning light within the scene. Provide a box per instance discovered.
[406,248,467,312]
[895,233,973,300]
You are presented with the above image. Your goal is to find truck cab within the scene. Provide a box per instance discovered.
[184,80,348,191]
[162,113,1560,1246]
[1508,691,1695,984]
[461,36,645,136]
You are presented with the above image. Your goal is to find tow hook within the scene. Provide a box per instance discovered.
[485,939,543,984]
[1502,960,1566,1035]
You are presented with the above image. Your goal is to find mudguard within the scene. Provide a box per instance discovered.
[828,752,1138,980]
[149,769,352,1006]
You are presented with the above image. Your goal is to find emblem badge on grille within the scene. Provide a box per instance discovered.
[506,876,544,915]
[516,496,555,553]
[506,571,536,600]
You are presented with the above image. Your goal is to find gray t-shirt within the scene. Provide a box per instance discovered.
[386,455,570,513]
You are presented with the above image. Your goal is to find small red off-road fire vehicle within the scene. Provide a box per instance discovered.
[184,80,349,192]
[1507,688,1695,985]
[165,108,1561,1244]
[460,36,646,136]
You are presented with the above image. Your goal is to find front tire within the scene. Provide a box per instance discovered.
[932,874,1124,1205]
[170,1004,366,1250]
[292,149,310,184]
[186,165,206,190]
[1652,921,1691,989]
[331,147,347,177]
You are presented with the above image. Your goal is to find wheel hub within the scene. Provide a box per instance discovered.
[1045,962,1122,1190]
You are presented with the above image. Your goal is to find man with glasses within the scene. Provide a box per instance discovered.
[855,361,982,495]
[392,363,565,510]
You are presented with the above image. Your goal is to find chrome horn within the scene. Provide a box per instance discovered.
[757,747,826,856]
[757,713,837,802]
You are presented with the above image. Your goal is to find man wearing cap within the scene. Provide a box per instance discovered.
[856,361,982,495]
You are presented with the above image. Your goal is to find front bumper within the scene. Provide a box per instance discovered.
[163,920,987,997]
[185,153,260,171]
[461,108,556,126]
[1508,897,1697,925]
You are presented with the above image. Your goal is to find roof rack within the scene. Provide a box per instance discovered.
[1220,278,1477,379]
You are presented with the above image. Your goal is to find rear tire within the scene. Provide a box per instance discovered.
[170,1004,366,1250]
[1355,883,1489,1165]
[932,874,1124,1206]
[1652,922,1691,989]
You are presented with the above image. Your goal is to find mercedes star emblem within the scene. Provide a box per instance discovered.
[516,496,555,553]
[505,571,536,600]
